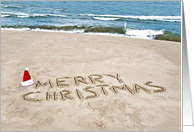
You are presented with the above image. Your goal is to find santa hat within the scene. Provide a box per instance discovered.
[21,67,33,86]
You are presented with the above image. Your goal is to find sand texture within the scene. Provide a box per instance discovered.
[1,30,181,131]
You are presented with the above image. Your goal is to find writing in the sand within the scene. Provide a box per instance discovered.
[21,73,166,102]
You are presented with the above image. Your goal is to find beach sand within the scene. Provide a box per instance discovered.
[1,30,181,131]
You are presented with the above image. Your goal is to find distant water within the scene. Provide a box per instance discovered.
[1,1,181,41]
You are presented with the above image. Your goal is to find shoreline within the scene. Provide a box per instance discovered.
[1,28,182,43]
[1,30,181,131]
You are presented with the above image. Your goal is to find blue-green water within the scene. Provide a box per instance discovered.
[1,1,181,41]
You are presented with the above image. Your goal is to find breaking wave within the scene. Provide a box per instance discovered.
[1,12,66,18]
[93,17,120,21]
[79,14,181,22]
[1,25,181,42]
[1,4,23,8]
[1,12,181,22]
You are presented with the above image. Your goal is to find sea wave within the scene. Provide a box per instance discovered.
[1,14,10,17]
[0,25,127,35]
[1,12,29,17]
[1,12,66,18]
[30,13,66,17]
[125,29,164,39]
[93,17,120,21]
[79,14,181,22]
[161,20,181,22]
[1,11,181,22]
[1,25,181,42]
[1,4,23,8]
[1,27,85,33]
[154,31,181,42]
[125,28,181,41]
[1,25,87,31]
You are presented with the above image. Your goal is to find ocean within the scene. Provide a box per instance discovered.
[1,1,181,42]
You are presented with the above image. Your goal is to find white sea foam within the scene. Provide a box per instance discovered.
[93,17,120,21]
[31,14,66,17]
[1,27,31,31]
[120,15,181,20]
[1,4,23,8]
[18,15,30,18]
[79,14,181,22]
[84,14,95,16]
[125,29,164,39]
[1,11,15,15]
[1,12,29,17]
[1,12,66,18]
[161,20,181,22]
[1,14,10,17]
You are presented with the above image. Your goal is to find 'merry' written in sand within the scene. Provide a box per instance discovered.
[22,73,166,102]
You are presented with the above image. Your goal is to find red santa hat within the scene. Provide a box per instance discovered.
[21,67,33,86]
